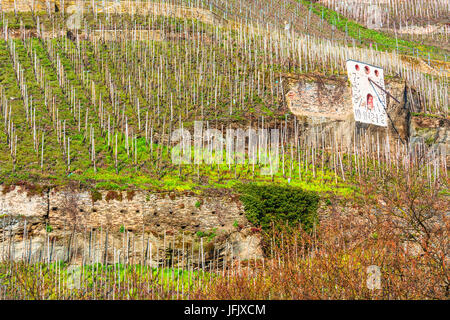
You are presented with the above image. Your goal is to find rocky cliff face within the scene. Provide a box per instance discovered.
[0,0,50,12]
[285,73,448,154]
[0,185,263,265]
[409,115,450,155]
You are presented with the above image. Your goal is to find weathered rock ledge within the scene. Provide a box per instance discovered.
[0,185,263,264]
[284,73,449,155]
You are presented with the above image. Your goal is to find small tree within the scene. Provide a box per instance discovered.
[362,165,449,297]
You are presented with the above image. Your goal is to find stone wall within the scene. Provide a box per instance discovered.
[0,185,263,263]
[0,185,48,219]
[47,188,247,234]
[0,185,248,235]
[0,0,50,12]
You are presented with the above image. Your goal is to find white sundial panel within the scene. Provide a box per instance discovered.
[346,60,387,127]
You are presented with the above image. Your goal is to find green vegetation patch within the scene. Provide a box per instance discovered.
[236,183,319,232]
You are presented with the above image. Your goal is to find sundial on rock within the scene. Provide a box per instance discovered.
[346,60,388,127]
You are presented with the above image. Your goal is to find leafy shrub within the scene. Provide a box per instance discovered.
[196,228,217,242]
[105,191,123,202]
[236,184,319,233]
[90,190,102,203]
[126,190,136,201]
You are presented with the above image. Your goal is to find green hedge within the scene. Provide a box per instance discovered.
[236,184,319,232]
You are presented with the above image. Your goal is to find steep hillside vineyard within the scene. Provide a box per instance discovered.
[0,0,448,302]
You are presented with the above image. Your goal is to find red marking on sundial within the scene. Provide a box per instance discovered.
[367,94,374,110]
